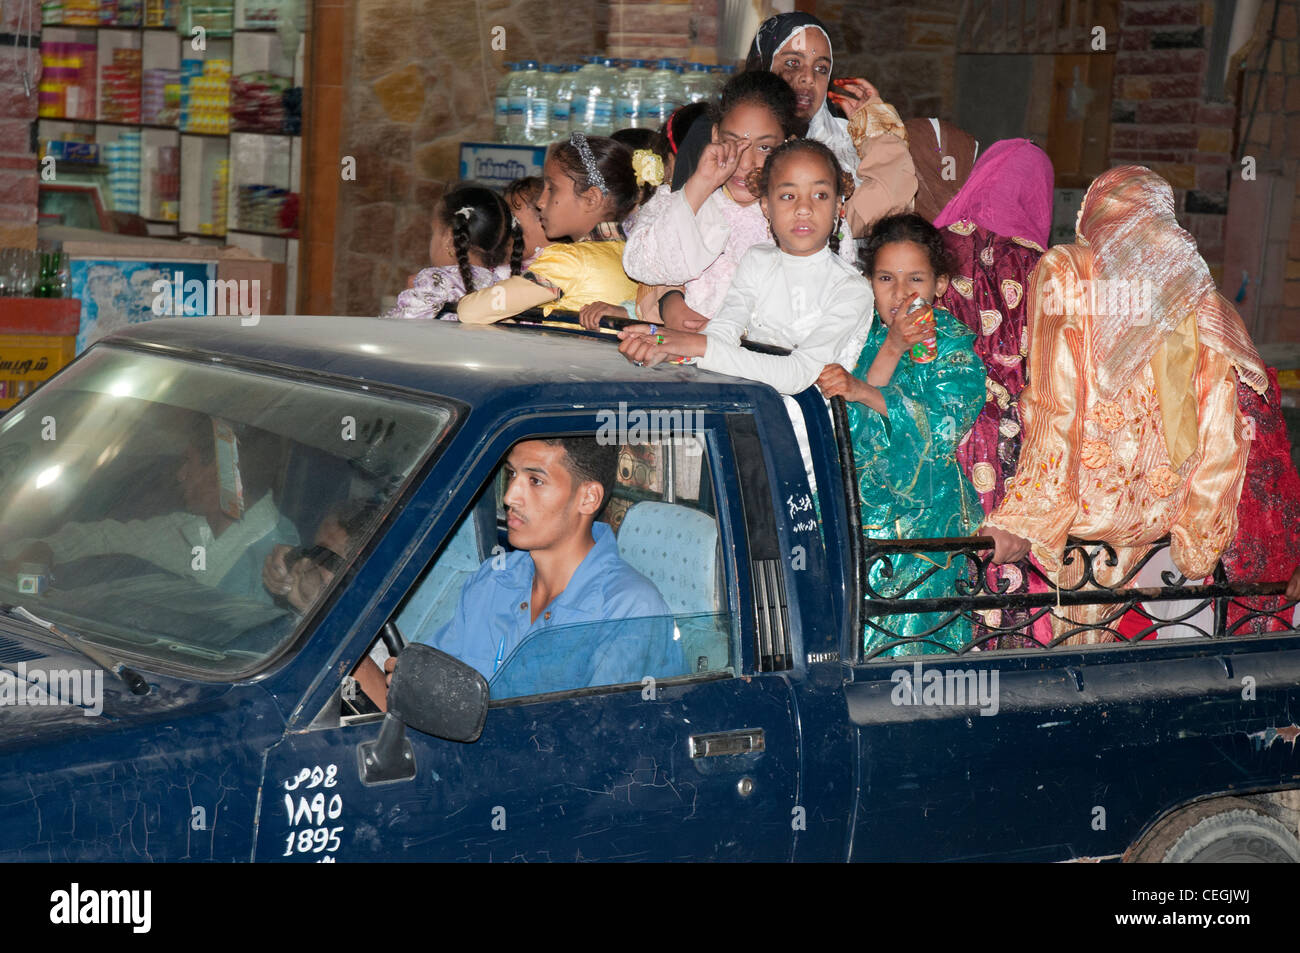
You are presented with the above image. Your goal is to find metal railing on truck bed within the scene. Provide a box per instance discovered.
[827,396,1299,661]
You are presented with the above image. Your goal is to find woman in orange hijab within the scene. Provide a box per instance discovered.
[983,166,1269,643]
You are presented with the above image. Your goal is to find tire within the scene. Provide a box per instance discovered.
[1161,808,1300,863]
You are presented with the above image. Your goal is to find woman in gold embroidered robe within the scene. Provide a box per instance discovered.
[983,166,1268,643]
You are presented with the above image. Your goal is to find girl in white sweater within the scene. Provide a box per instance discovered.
[618,138,872,394]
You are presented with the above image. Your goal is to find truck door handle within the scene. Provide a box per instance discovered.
[689,728,765,758]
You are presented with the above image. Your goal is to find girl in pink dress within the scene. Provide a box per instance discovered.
[621,71,800,332]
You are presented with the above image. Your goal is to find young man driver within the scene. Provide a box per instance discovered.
[354,437,679,708]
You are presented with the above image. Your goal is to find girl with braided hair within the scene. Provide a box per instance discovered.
[385,184,515,321]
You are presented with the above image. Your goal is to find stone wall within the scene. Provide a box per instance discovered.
[0,0,39,250]
[333,0,607,315]
[1234,0,1300,341]
[1108,0,1236,282]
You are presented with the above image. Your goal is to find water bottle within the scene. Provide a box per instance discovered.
[644,58,683,128]
[494,63,515,142]
[616,59,652,129]
[573,57,615,136]
[508,60,540,144]
[542,64,571,141]
[547,65,572,140]
[682,62,711,103]
[528,64,555,144]
[570,57,595,135]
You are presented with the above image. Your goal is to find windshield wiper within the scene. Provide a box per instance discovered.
[0,604,151,696]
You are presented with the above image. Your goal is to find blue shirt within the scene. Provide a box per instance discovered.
[421,523,681,698]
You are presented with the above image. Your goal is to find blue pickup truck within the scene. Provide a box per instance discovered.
[0,315,1298,862]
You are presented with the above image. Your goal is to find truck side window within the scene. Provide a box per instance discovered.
[361,430,735,710]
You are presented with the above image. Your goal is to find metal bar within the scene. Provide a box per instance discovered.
[865,581,1295,618]
[766,558,790,669]
[753,558,773,669]
[663,437,676,505]
[831,395,863,659]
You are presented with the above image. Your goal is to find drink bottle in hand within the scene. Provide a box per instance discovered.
[907,296,937,363]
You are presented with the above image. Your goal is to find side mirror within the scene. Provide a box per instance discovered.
[356,643,489,785]
[389,642,489,743]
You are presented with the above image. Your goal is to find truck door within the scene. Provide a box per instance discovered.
[255,406,802,861]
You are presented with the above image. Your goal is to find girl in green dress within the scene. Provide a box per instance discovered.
[817,213,987,657]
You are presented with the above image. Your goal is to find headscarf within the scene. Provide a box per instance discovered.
[745,12,860,186]
[1077,165,1267,466]
[934,138,1053,250]
[905,118,979,223]
[745,12,832,73]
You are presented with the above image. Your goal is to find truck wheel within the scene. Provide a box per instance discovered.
[1126,798,1300,863]
[1162,809,1300,863]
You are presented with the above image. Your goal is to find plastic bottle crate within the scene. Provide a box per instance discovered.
[0,300,80,411]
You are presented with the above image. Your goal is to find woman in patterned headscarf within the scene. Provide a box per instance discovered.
[671,12,916,238]
[984,165,1269,644]
[936,139,1054,517]
[933,139,1055,649]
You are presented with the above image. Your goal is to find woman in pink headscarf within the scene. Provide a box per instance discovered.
[932,139,1055,648]
[935,139,1055,515]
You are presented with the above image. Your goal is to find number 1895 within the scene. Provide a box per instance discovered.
[283,826,343,856]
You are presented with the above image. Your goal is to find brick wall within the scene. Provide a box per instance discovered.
[815,0,958,120]
[1234,0,1300,340]
[1108,0,1234,282]
[0,0,39,250]
[607,0,692,60]
[607,0,958,114]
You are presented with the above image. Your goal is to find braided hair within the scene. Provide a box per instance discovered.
[748,138,854,253]
[504,176,542,276]
[437,184,512,293]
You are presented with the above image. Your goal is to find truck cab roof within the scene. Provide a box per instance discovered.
[109,315,772,408]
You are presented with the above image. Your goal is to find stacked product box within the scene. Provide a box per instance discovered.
[231,71,290,134]
[45,0,100,26]
[183,0,234,35]
[143,68,182,126]
[144,0,178,27]
[38,42,97,119]
[200,157,230,235]
[151,144,180,221]
[100,47,142,124]
[236,184,296,235]
[104,131,142,214]
[99,0,143,26]
[241,3,281,28]
[180,58,231,135]
[42,138,102,167]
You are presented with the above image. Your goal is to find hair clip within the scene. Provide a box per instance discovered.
[569,132,609,195]
[632,149,664,187]
[456,206,474,219]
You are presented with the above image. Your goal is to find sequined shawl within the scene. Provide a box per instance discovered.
[1075,166,1267,467]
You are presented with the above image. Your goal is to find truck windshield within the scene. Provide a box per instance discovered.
[0,345,452,678]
